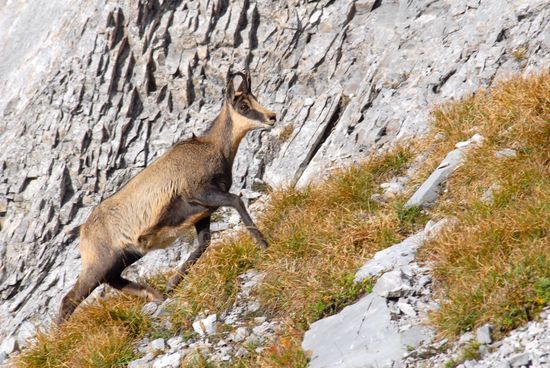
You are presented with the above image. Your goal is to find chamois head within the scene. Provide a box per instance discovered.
[225,70,277,130]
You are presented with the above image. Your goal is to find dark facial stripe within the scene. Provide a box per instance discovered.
[233,95,268,123]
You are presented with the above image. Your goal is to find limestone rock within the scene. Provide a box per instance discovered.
[508,352,531,367]
[476,324,494,345]
[149,338,166,352]
[303,220,448,367]
[355,219,449,282]
[128,353,154,368]
[495,148,518,158]
[192,314,217,337]
[152,352,182,368]
[373,270,413,299]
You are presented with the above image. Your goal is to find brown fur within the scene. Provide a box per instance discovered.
[57,70,276,323]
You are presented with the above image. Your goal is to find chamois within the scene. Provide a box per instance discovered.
[57,70,277,323]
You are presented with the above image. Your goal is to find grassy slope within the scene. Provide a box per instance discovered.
[421,72,550,338]
[18,146,420,368]
[16,72,549,367]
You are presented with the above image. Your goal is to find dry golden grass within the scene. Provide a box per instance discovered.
[277,124,295,142]
[17,296,150,368]
[419,72,550,337]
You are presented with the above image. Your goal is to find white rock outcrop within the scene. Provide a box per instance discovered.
[303,220,449,368]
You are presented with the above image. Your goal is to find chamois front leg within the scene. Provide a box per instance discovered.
[192,191,268,249]
[166,216,211,293]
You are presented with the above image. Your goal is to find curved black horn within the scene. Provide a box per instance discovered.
[225,69,236,100]
[231,71,249,93]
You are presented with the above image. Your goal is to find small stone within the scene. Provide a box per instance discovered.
[396,302,416,317]
[495,148,517,159]
[142,302,158,316]
[459,332,474,344]
[388,302,401,316]
[455,134,484,149]
[247,300,260,313]
[166,336,183,350]
[128,352,154,368]
[254,316,267,324]
[481,183,502,204]
[235,347,248,357]
[380,181,405,197]
[152,352,182,368]
[476,324,493,345]
[508,352,531,367]
[417,275,432,288]
[405,149,464,208]
[470,134,484,145]
[150,338,166,352]
[434,338,448,350]
[231,327,248,342]
[373,269,413,298]
[192,314,217,336]
[455,140,471,148]
[253,322,272,336]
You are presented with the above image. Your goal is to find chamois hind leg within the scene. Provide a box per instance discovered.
[166,216,211,293]
[57,236,117,324]
[57,268,103,324]
[105,249,164,302]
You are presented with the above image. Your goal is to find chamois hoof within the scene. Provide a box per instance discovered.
[257,239,269,249]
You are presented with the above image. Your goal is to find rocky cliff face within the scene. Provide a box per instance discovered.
[0,0,548,351]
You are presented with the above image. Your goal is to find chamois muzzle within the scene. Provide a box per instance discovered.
[261,111,277,128]
[267,112,277,125]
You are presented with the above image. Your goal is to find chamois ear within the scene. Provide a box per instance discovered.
[225,73,235,101]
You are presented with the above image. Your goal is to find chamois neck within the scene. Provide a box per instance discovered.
[203,102,251,163]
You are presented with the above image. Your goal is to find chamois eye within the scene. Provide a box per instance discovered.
[240,103,249,112]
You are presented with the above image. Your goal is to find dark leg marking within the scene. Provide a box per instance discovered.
[105,249,164,301]
[166,216,211,292]
[192,190,268,249]
[57,269,102,324]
